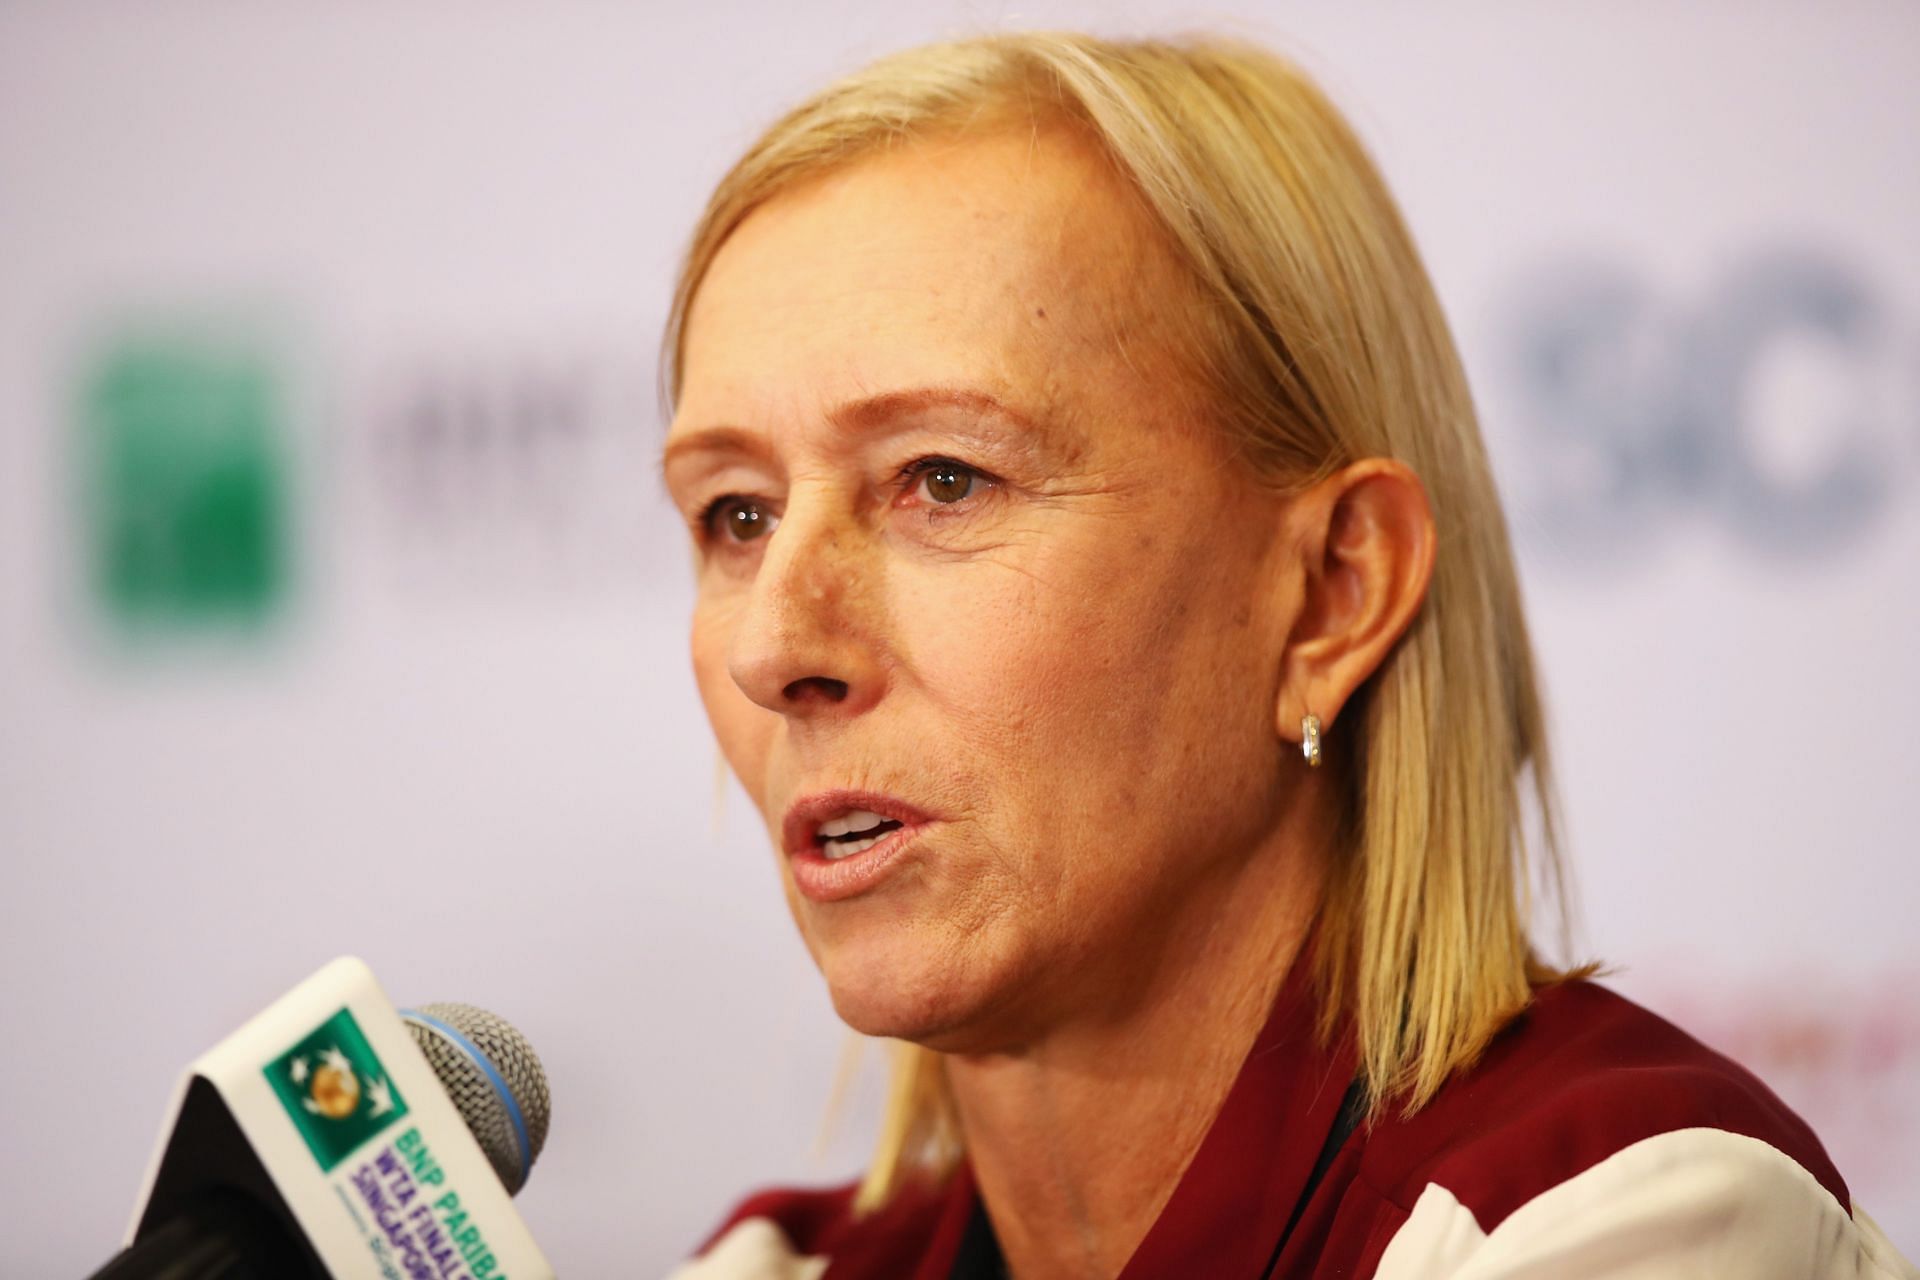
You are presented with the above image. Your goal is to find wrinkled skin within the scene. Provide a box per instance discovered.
[664,125,1312,1055]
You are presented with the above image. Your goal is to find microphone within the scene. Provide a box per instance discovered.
[399,1003,552,1197]
[88,959,556,1279]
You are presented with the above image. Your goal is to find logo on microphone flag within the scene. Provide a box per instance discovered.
[264,1007,410,1172]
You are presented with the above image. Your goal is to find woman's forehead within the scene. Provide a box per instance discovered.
[673,126,1192,437]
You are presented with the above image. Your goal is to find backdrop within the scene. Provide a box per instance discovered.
[2,3,1915,1274]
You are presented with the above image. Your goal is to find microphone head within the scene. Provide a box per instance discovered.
[401,1002,551,1195]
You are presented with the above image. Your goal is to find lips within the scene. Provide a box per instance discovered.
[782,789,933,856]
[781,789,937,901]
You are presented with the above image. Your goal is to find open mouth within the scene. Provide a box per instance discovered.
[815,809,906,860]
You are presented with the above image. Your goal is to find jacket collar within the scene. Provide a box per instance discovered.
[1117,941,1357,1277]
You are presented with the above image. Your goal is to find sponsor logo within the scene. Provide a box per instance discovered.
[73,323,294,631]
[265,1007,408,1172]
[360,347,665,592]
[1493,247,1917,566]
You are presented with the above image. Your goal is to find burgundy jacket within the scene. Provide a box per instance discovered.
[671,956,1914,1278]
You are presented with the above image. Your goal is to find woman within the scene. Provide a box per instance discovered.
[657,33,1913,1279]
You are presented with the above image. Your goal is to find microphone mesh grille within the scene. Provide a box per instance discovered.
[405,1002,551,1195]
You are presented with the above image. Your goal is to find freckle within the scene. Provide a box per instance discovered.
[1035,307,1047,320]
[1135,533,1155,552]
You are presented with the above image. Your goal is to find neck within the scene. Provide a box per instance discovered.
[944,817,1329,1280]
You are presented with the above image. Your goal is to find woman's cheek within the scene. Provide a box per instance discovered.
[689,597,770,794]
[917,567,1121,742]
[688,602,731,717]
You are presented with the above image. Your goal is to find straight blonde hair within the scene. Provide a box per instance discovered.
[664,32,1583,1212]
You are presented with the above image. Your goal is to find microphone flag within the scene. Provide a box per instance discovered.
[123,956,552,1278]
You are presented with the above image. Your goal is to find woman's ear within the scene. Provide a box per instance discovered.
[1276,458,1436,744]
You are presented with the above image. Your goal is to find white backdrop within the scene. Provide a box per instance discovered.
[2,3,1915,1275]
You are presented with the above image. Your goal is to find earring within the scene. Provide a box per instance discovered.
[1302,714,1323,769]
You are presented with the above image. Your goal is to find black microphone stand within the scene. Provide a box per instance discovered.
[88,1191,316,1280]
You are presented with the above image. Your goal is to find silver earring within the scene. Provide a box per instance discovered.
[1302,714,1323,769]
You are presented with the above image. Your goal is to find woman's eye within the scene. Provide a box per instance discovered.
[702,497,779,543]
[907,459,984,505]
[696,461,988,549]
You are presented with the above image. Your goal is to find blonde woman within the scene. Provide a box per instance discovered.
[657,33,1914,1280]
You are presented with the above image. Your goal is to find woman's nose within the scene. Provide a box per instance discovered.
[725,504,885,720]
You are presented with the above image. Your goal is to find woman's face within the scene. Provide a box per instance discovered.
[664,126,1311,1053]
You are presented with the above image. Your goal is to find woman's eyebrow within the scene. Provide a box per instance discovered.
[828,386,1049,440]
[659,424,770,480]
[660,385,1072,481]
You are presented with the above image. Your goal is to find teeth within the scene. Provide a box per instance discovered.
[822,833,882,860]
[819,809,889,839]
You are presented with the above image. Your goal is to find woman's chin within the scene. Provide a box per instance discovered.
[815,933,1018,1051]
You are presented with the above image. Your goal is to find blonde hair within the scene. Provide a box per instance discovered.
[665,32,1582,1211]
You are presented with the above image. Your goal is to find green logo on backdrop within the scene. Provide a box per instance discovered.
[76,325,292,633]
[264,1008,408,1172]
